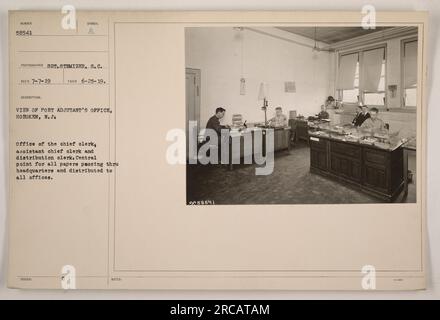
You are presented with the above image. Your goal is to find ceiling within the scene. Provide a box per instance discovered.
[277,27,392,44]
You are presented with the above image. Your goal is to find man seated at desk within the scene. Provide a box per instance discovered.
[268,107,288,127]
[317,104,330,120]
[353,104,370,127]
[360,107,385,132]
[205,107,229,135]
[316,96,334,120]
[324,95,335,109]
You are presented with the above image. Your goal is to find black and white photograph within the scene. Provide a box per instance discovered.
[3,3,438,297]
[185,26,419,205]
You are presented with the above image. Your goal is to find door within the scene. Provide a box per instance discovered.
[185,68,201,160]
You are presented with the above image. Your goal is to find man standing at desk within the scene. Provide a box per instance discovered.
[360,107,385,131]
[353,104,370,127]
[351,105,363,126]
[268,107,288,127]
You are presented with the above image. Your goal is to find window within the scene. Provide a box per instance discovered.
[364,60,385,106]
[341,61,359,103]
[337,46,386,106]
[336,52,359,103]
[402,39,417,108]
[404,87,417,107]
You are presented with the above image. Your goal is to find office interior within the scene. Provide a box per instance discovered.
[185,26,418,204]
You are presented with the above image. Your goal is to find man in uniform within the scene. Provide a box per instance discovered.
[360,107,385,131]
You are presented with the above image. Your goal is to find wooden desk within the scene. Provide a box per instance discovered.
[228,127,291,170]
[309,134,404,202]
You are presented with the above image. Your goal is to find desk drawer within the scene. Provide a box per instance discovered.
[330,141,361,159]
[309,136,327,150]
[364,148,389,165]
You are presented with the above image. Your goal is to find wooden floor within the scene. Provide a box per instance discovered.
[186,142,417,205]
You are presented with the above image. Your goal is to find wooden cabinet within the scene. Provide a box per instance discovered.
[329,141,361,182]
[309,136,404,202]
[362,148,390,192]
[273,128,290,152]
[310,137,328,171]
[363,163,388,191]
[330,153,362,182]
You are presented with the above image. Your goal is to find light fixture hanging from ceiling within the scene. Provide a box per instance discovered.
[312,27,321,52]
[234,27,246,95]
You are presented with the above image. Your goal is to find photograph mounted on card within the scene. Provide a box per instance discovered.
[8,10,427,290]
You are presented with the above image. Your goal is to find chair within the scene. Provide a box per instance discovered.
[288,119,297,147]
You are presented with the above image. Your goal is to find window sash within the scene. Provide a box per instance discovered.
[403,40,418,89]
[362,48,385,92]
[337,53,359,90]
[338,45,386,105]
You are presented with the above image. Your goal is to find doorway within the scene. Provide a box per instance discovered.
[185,68,201,160]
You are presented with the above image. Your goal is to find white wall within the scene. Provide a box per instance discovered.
[185,27,333,127]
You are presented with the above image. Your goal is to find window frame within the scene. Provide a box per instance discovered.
[337,44,387,108]
[363,58,386,107]
[401,37,418,110]
[337,51,360,104]
[339,56,360,104]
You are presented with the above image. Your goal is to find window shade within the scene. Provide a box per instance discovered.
[404,41,417,88]
[362,48,384,92]
[337,53,358,90]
